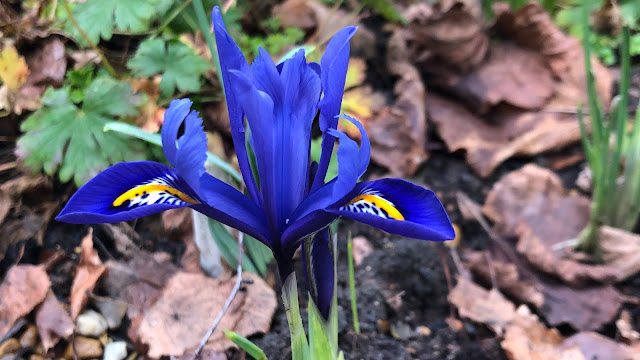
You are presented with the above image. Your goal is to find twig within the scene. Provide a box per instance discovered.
[61,0,117,78]
[0,161,17,173]
[0,319,26,345]
[191,206,246,359]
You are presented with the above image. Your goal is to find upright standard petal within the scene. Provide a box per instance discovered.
[303,228,334,320]
[56,161,201,224]
[327,178,455,241]
[212,7,260,203]
[312,26,357,191]
[232,50,321,235]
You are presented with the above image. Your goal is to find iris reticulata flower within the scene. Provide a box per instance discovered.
[56,7,454,319]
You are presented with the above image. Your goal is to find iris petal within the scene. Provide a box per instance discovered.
[281,117,369,249]
[56,161,199,224]
[212,7,260,203]
[328,178,455,241]
[196,173,273,247]
[303,228,334,320]
[312,26,357,191]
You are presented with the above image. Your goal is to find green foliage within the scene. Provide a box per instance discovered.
[63,0,173,46]
[207,219,273,275]
[310,138,339,183]
[362,0,407,24]
[347,233,360,334]
[127,37,210,97]
[554,0,640,65]
[224,330,268,360]
[17,73,147,187]
[577,3,640,254]
[241,27,306,58]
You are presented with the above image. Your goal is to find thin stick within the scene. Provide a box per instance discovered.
[0,161,17,173]
[61,0,117,78]
[0,318,26,345]
[191,199,246,359]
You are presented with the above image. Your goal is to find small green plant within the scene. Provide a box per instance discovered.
[16,68,147,187]
[127,37,210,97]
[577,2,640,254]
[60,0,174,46]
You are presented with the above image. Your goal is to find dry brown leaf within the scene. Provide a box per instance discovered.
[405,1,488,73]
[539,281,622,331]
[368,31,428,177]
[448,276,516,335]
[562,332,638,360]
[36,290,75,351]
[104,251,179,320]
[13,38,67,115]
[465,251,544,308]
[0,264,50,338]
[70,228,107,319]
[272,0,317,30]
[483,164,620,285]
[599,226,640,280]
[478,165,623,330]
[501,305,586,360]
[418,1,611,177]
[431,43,555,113]
[137,272,276,357]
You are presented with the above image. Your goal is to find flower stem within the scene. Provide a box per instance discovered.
[282,273,309,360]
[347,233,360,334]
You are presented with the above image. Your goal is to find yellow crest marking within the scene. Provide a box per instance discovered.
[346,194,404,220]
[112,184,198,207]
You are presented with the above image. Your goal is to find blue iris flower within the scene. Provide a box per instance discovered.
[56,7,454,318]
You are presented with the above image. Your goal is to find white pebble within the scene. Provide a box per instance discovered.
[76,310,109,337]
[103,342,127,360]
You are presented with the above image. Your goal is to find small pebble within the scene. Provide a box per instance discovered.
[0,338,20,357]
[76,310,109,337]
[19,325,38,348]
[103,342,127,360]
[65,336,103,359]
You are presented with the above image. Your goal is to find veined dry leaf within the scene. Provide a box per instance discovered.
[448,276,516,335]
[465,251,544,308]
[405,1,488,73]
[0,265,50,338]
[70,228,107,319]
[0,45,30,91]
[501,305,586,360]
[138,272,276,357]
[36,290,75,351]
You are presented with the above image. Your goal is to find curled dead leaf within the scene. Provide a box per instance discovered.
[368,31,427,177]
[405,1,488,73]
[0,264,50,338]
[70,228,107,319]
